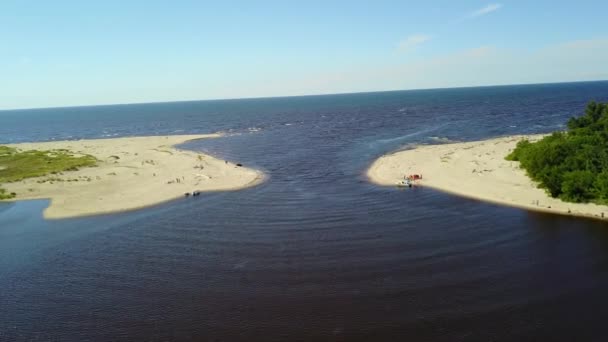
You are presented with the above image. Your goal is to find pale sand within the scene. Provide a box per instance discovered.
[367,134,608,220]
[2,134,264,219]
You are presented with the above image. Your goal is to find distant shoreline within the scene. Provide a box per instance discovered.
[3,79,607,112]
[367,134,608,221]
[2,134,265,219]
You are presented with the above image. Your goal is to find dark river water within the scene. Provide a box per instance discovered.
[2,81,608,341]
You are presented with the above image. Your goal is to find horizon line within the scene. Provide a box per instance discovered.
[2,79,608,112]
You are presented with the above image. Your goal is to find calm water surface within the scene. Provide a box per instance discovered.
[1,82,608,341]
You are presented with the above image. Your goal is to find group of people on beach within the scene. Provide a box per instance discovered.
[398,173,422,188]
[405,174,422,181]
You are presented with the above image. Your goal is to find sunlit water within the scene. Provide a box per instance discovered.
[2,82,608,341]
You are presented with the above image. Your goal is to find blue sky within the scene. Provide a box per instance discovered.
[1,1,608,109]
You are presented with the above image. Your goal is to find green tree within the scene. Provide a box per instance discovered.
[507,101,608,204]
[561,170,595,202]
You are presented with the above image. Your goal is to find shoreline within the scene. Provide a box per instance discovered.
[367,134,608,221]
[1,134,265,219]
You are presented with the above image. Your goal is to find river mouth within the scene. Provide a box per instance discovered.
[2,82,608,340]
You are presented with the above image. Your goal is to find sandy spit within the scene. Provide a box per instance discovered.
[367,134,608,221]
[2,134,265,219]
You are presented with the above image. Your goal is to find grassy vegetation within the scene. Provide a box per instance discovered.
[0,188,15,200]
[0,145,97,199]
[506,101,608,204]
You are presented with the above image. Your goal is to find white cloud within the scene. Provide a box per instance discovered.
[397,34,432,52]
[469,3,502,18]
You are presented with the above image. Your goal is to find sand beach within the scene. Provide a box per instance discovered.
[2,134,264,219]
[368,134,608,220]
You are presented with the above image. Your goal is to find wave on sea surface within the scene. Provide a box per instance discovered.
[370,124,449,148]
[428,136,458,144]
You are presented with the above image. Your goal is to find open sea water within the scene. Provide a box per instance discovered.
[1,81,608,341]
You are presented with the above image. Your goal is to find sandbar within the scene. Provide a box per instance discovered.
[2,134,264,219]
[367,134,608,220]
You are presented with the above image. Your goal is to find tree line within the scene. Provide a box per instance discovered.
[506,101,608,204]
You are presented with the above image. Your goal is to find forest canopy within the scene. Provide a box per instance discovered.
[506,101,608,204]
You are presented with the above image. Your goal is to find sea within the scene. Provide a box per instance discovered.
[1,81,608,341]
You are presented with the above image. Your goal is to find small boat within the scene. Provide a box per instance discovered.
[397,179,412,187]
